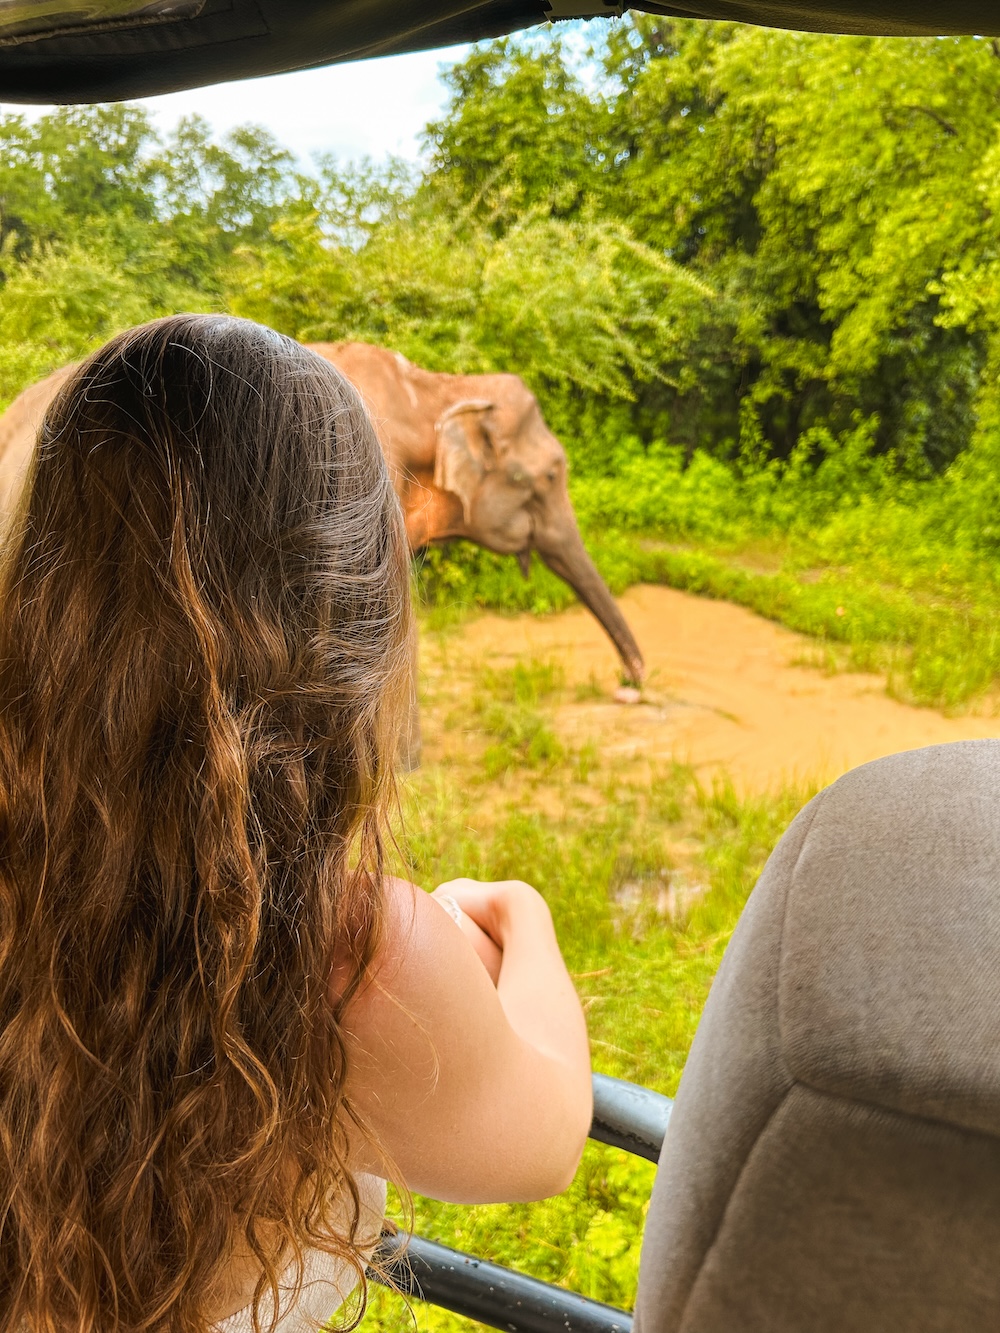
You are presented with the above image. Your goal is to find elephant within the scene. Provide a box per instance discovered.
[313,343,644,683]
[0,341,644,761]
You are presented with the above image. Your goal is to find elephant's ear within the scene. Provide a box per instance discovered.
[433,400,494,524]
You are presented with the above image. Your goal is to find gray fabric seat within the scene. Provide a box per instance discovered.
[635,740,1000,1333]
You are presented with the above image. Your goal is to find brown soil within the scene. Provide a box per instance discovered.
[419,584,1000,795]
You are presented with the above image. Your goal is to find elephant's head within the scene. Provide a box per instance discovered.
[432,380,644,685]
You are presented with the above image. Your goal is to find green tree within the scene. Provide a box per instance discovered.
[0,105,156,251]
[424,34,605,229]
[600,21,995,467]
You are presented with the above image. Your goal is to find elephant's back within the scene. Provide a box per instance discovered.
[307,341,419,407]
[0,363,77,522]
[306,341,438,470]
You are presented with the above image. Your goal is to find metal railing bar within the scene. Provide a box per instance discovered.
[370,1230,632,1333]
[589,1073,672,1164]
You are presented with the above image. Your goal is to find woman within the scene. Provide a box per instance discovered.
[0,315,592,1333]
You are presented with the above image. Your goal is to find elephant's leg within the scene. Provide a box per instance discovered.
[398,624,422,772]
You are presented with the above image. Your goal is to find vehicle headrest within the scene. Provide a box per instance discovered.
[635,739,1000,1333]
[0,0,997,105]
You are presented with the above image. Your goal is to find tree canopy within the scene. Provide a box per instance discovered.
[2,22,999,480]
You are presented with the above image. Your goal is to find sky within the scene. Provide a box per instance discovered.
[0,43,471,168]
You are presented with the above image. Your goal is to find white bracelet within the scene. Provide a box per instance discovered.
[436,894,464,926]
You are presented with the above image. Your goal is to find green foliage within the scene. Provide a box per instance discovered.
[0,233,204,407]
[596,21,993,466]
[0,105,156,246]
[0,106,301,406]
[424,35,602,226]
[417,544,579,616]
[7,24,1000,475]
[224,202,714,402]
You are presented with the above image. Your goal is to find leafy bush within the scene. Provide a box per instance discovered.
[0,235,180,407]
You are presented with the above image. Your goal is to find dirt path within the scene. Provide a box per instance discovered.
[420,584,1000,794]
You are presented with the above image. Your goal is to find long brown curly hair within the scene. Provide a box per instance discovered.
[0,314,412,1332]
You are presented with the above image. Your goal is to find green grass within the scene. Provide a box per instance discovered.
[362,661,813,1333]
[472,661,566,777]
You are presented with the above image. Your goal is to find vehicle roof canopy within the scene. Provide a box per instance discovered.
[0,0,994,105]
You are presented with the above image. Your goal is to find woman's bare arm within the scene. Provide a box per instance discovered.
[340,876,592,1204]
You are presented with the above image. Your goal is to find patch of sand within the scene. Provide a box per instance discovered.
[420,584,1000,794]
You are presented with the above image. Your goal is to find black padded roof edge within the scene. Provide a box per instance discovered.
[0,0,540,104]
[642,0,1000,33]
[0,0,996,105]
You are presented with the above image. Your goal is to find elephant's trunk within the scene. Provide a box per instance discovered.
[534,523,644,686]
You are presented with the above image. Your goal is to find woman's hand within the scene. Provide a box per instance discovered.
[432,878,547,945]
[431,883,503,985]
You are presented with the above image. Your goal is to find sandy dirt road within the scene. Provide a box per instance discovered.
[421,584,1000,794]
